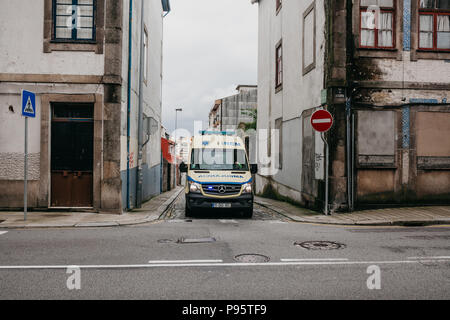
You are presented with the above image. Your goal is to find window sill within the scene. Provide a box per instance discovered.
[417,49,450,53]
[51,39,97,45]
[358,47,397,51]
[355,47,401,60]
[44,41,103,54]
[412,49,450,60]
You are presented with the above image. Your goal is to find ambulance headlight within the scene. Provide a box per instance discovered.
[242,183,252,194]
[189,181,202,193]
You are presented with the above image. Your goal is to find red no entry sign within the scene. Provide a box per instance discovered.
[311,109,333,132]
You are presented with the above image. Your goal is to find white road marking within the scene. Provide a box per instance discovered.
[0,231,8,236]
[280,258,349,262]
[219,220,238,224]
[148,259,223,264]
[1,258,449,270]
[312,119,332,124]
[407,256,450,260]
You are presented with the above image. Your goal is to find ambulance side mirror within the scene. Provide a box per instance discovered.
[250,164,258,174]
[180,162,188,173]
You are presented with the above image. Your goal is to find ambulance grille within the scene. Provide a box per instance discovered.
[202,184,242,195]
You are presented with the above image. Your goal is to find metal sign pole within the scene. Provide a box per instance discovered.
[321,132,329,216]
[24,116,28,221]
[21,90,36,221]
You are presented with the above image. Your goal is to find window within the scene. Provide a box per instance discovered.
[360,0,395,49]
[53,0,96,41]
[143,26,149,84]
[275,41,283,90]
[276,0,282,12]
[303,2,316,75]
[190,149,249,171]
[419,0,450,50]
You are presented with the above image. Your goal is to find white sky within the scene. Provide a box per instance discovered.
[161,0,258,135]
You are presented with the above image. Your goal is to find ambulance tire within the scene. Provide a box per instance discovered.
[243,207,253,219]
[185,201,193,218]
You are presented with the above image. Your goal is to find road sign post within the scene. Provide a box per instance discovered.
[311,109,333,216]
[21,90,36,221]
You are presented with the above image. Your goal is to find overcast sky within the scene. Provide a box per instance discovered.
[161,0,258,136]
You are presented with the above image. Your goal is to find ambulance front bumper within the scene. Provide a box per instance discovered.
[186,193,253,210]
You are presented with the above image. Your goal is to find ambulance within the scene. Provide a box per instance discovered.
[180,131,258,218]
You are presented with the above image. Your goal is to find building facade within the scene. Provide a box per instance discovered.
[208,85,258,131]
[252,0,450,212]
[0,0,170,213]
[176,136,191,164]
[160,126,176,193]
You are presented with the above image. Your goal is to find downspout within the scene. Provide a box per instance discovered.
[126,0,133,210]
[136,0,145,208]
[345,0,356,212]
[345,95,353,212]
[161,1,170,194]
[160,152,163,193]
[220,102,223,131]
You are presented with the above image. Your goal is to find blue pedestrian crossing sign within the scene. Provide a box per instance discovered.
[21,90,36,118]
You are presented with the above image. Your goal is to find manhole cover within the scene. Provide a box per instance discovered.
[294,241,346,250]
[178,237,216,244]
[234,254,270,263]
[157,239,176,244]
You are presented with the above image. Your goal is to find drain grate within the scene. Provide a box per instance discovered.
[234,254,270,263]
[294,241,346,250]
[178,237,216,244]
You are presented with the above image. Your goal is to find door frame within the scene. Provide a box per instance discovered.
[39,94,103,209]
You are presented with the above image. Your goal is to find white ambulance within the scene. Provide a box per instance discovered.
[180,131,258,218]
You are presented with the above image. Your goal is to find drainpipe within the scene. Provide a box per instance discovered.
[345,87,358,212]
[160,152,163,193]
[220,102,223,131]
[136,0,145,208]
[345,96,352,212]
[345,0,356,212]
[126,0,133,210]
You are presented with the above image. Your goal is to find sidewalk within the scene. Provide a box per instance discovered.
[0,187,183,229]
[255,196,450,226]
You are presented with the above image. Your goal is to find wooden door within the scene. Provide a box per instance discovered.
[51,104,94,207]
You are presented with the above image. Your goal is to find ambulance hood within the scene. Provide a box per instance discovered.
[188,170,252,185]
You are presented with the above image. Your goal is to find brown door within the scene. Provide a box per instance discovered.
[51,104,94,207]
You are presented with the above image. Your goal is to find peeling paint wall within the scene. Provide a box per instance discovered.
[350,0,450,206]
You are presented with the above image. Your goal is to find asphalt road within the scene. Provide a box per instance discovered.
[0,194,449,300]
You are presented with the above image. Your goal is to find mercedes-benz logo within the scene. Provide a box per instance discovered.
[218,185,226,194]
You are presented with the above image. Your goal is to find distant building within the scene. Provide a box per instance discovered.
[209,85,257,131]
[161,126,176,192]
[0,0,171,213]
[176,136,191,164]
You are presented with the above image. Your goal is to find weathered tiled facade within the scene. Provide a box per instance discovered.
[252,0,450,212]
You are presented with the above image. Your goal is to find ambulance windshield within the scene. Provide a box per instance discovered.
[190,148,249,171]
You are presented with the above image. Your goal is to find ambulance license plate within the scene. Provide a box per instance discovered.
[212,203,232,208]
